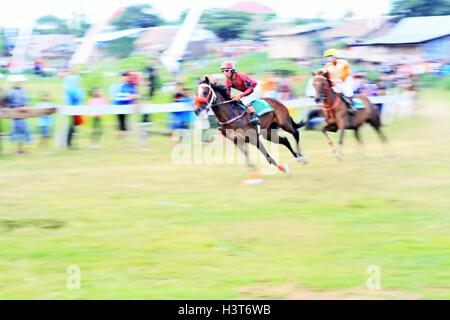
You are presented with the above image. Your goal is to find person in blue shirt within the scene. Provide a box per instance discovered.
[110,71,138,136]
[63,70,84,149]
[172,89,195,130]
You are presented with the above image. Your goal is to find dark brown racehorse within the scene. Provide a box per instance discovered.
[195,76,305,177]
[311,70,388,158]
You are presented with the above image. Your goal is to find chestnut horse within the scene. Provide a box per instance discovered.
[311,71,388,158]
[195,76,305,176]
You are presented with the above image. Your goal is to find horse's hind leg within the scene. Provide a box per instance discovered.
[367,109,388,144]
[279,119,306,163]
[291,130,307,163]
[373,125,392,157]
[373,126,388,144]
[366,114,392,157]
[264,127,299,160]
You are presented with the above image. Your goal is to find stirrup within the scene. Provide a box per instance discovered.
[249,114,260,125]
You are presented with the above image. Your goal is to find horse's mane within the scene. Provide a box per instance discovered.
[199,80,231,100]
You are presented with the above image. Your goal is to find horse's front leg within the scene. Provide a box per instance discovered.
[224,129,252,165]
[229,129,263,183]
[252,133,289,174]
[321,123,342,160]
[233,136,255,171]
[321,124,335,149]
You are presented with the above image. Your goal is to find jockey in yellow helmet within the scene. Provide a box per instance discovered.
[323,48,355,110]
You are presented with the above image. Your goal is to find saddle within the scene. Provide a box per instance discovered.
[339,94,365,110]
[236,99,273,117]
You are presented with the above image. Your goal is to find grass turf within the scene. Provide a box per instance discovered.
[0,89,449,299]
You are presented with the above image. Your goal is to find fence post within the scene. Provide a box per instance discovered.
[0,118,3,155]
[56,115,69,149]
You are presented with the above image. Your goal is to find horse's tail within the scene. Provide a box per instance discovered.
[291,117,306,129]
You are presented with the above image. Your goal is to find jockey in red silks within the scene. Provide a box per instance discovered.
[221,61,260,125]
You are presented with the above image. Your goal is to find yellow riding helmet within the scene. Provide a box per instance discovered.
[323,48,338,58]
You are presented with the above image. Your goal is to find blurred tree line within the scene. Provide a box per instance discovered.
[111,4,164,29]
[199,9,276,41]
[390,0,450,16]
[106,4,164,58]
[34,14,91,37]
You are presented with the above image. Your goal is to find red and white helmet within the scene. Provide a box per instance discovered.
[220,61,235,71]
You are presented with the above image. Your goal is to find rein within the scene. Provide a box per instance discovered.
[211,99,234,108]
[218,109,247,126]
[214,100,247,126]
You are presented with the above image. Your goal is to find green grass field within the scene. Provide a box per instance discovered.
[0,89,449,299]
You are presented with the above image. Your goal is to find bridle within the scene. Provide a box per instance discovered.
[199,83,217,110]
[195,83,234,114]
[195,83,248,126]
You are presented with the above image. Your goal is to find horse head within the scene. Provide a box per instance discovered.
[194,76,217,116]
[312,70,332,104]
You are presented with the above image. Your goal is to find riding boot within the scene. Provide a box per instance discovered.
[249,112,260,125]
[347,97,357,115]
[247,105,260,125]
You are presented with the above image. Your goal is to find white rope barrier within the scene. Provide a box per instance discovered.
[56,95,398,116]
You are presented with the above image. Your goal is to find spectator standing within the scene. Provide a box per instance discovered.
[87,87,107,148]
[110,71,138,142]
[35,92,54,151]
[63,69,84,149]
[6,75,31,154]
[143,60,159,123]
[172,87,195,132]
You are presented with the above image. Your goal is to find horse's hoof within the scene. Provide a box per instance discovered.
[332,147,343,160]
[278,163,291,174]
[283,163,291,175]
[243,178,264,185]
[295,156,308,164]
